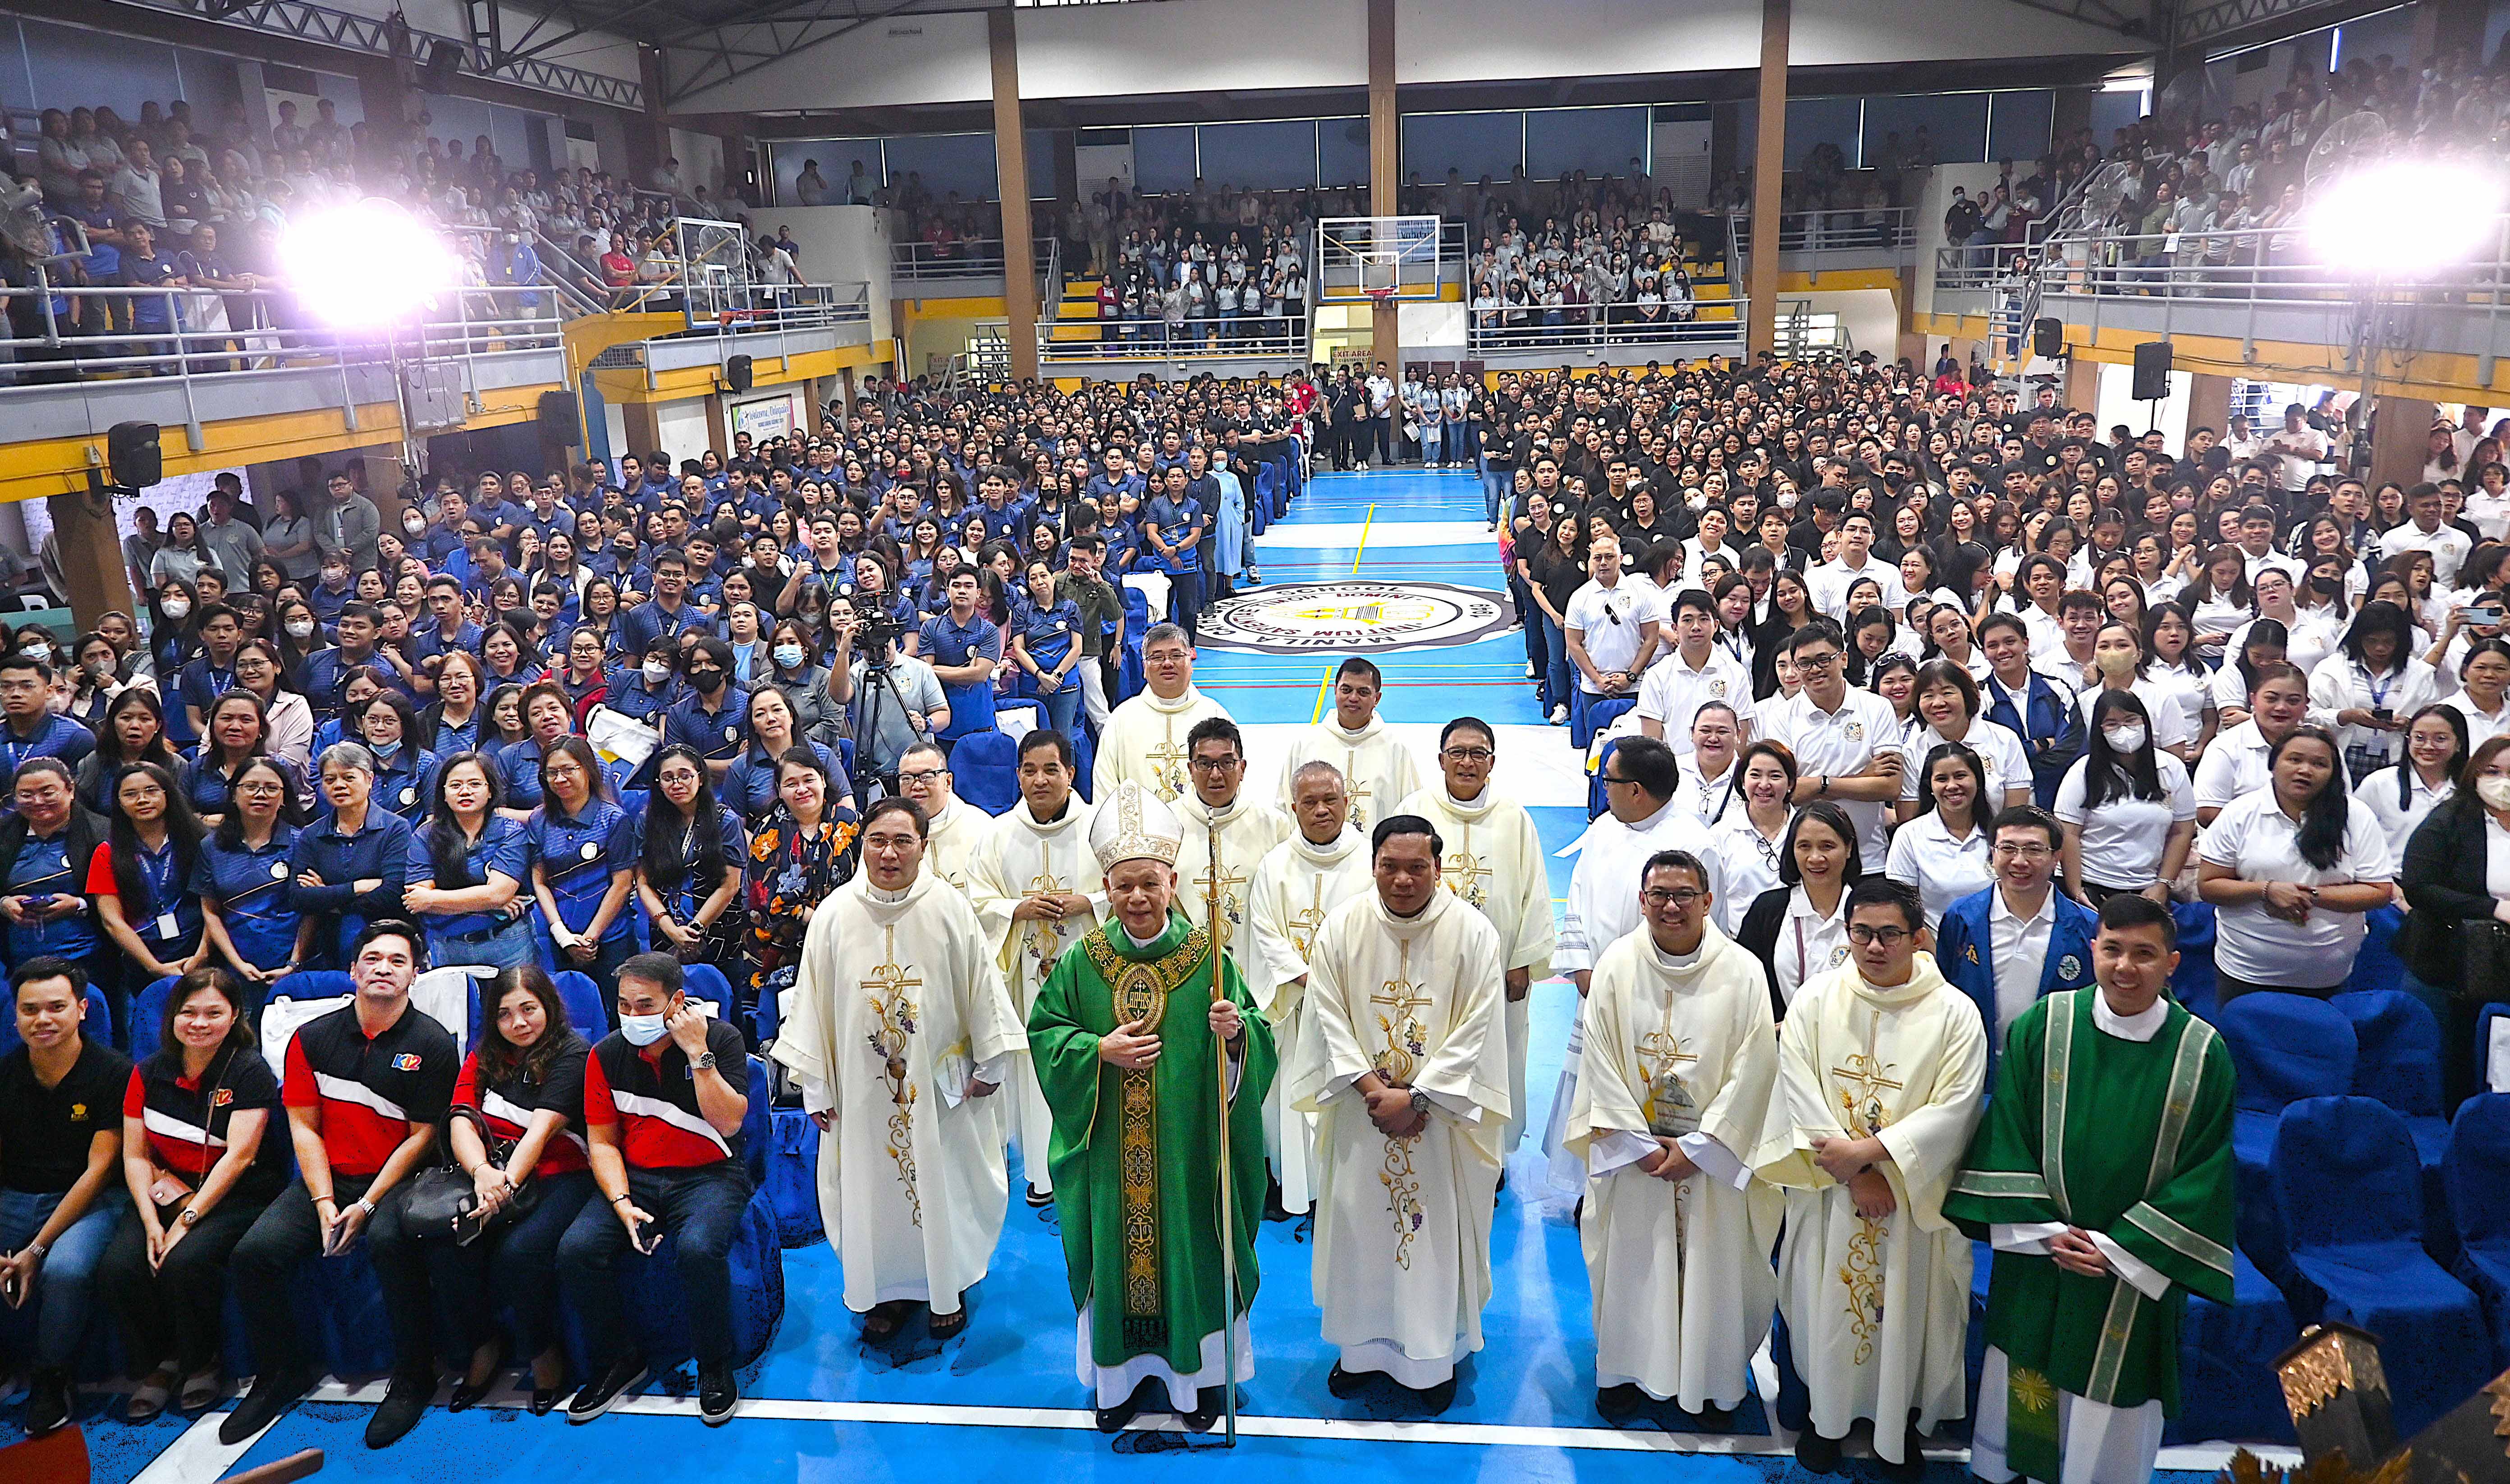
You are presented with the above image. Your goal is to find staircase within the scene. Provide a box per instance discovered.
[1049,273,1108,346]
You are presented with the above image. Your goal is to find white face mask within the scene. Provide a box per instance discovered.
[286,619,316,639]
[619,1011,670,1047]
[22,644,49,664]
[2104,724,2148,754]
[642,661,672,684]
[404,518,426,535]
[162,599,192,620]
[773,643,806,670]
[2479,775,2510,811]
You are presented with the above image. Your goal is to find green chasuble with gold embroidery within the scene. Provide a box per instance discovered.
[1028,908,1277,1374]
[1943,989,2236,1439]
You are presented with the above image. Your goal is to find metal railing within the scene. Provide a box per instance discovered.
[0,283,563,385]
[1464,308,1745,353]
[2029,220,2510,306]
[1040,314,1309,362]
[1729,207,1916,254]
[891,236,1058,283]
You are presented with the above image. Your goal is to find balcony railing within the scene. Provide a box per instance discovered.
[891,237,1058,283]
[1729,208,1916,256]
[1464,309,1744,354]
[1040,314,1308,362]
[2030,220,2510,306]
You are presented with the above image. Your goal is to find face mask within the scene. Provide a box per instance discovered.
[689,669,724,694]
[370,738,400,760]
[323,569,348,587]
[2104,723,2148,753]
[2311,574,2342,595]
[162,599,192,620]
[1777,491,1798,511]
[86,657,111,677]
[404,518,426,535]
[2095,649,2137,678]
[22,644,49,665]
[642,661,672,684]
[619,1011,670,1048]
[2480,776,2510,811]
[774,643,806,670]
[286,619,316,639]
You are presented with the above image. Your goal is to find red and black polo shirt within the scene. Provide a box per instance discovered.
[124,1045,287,1199]
[582,1021,746,1171]
[280,1000,457,1177]
[454,1032,591,1177]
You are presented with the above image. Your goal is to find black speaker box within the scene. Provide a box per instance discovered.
[537,389,581,444]
[2033,317,2064,357]
[422,40,463,93]
[724,354,754,393]
[107,421,162,489]
[2132,339,2173,400]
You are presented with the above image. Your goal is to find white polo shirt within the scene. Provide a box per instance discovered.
[2073,678,2195,753]
[1565,577,1663,694]
[2053,751,2198,889]
[1884,809,1993,930]
[1635,646,1756,754]
[2380,521,2473,588]
[1899,719,2034,807]
[1760,685,1906,869]
[2193,719,2273,814]
[1987,885,2057,1043]
[1811,555,1908,620]
[2198,788,2395,989]
[1773,884,1852,1006]
[2350,763,2454,843]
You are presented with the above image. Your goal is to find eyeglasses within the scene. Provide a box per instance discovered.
[897,769,947,785]
[1189,756,1243,773]
[1991,843,2053,860]
[1796,650,1843,668]
[1442,747,1494,763]
[1641,887,1705,908]
[1846,924,1911,946]
[237,781,286,796]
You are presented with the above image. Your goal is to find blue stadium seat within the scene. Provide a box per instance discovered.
[1569,692,1632,751]
[1251,464,1278,536]
[2446,1094,2510,1369]
[552,969,609,1035]
[2348,905,2409,998]
[764,1110,825,1247]
[1586,737,1621,820]
[0,984,110,1054]
[2167,902,2219,1021]
[952,729,1020,815]
[1072,718,1097,801]
[682,962,734,1018]
[1118,588,1149,704]
[2218,994,2357,1287]
[2166,1248,2298,1445]
[2331,988,2454,1259]
[2270,1095,2492,1436]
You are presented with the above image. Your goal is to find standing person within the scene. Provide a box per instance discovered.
[526,737,639,991]
[2196,724,2397,1002]
[773,797,1026,1343]
[2395,736,2510,1099]
[222,921,455,1447]
[1732,802,1864,1016]
[1564,539,1664,720]
[1292,814,1508,1415]
[1564,850,1782,1428]
[194,756,307,988]
[558,953,751,1427]
[2352,705,2464,845]
[963,731,1103,1208]
[1397,717,1557,1163]
[1979,613,2086,809]
[1945,895,2236,1484]
[1751,878,1986,1480]
[1272,657,1421,833]
[1885,743,1996,933]
[740,749,860,1039]
[893,742,987,895]
[2310,600,2439,784]
[1145,465,1209,640]
[1245,762,1371,1219]
[0,958,130,1436]
[1709,740,1799,935]
[88,763,208,1033]
[406,754,532,971]
[1635,589,1758,752]
[1011,559,1086,739]
[1760,620,1907,870]
[1026,781,1274,1433]
[1934,806,2099,1080]
[2054,693,2198,907]
[1053,536,1125,736]
[102,968,284,1423]
[1091,624,1228,805]
[1169,717,1291,968]
[635,745,746,981]
[2193,662,2309,826]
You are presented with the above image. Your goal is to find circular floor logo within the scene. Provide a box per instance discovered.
[1196,580,1516,655]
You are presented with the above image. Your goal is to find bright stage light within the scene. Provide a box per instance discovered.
[2306,161,2507,279]
[279,197,462,328]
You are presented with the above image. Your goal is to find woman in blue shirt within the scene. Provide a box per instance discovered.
[0,759,104,977]
[419,650,490,760]
[287,742,416,970]
[75,688,183,816]
[635,744,745,981]
[725,686,845,823]
[181,692,304,829]
[194,756,304,991]
[351,691,438,826]
[88,762,208,1003]
[406,753,534,970]
[495,682,578,822]
[526,736,639,1002]
[1010,558,1085,737]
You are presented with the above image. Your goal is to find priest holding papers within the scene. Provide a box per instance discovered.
[1944,893,2235,1484]
[1026,781,1275,1434]
[1094,624,1231,804]
[1274,658,1422,832]
[1292,815,1510,1415]
[1752,877,1986,1480]
[1565,848,1782,1428]
[1245,760,1374,1215]
[966,731,1105,1206]
[772,796,1028,1344]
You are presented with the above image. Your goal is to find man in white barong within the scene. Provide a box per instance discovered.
[1292,814,1510,1415]
[1565,847,1782,1429]
[1546,734,1722,1189]
[964,730,1105,1207]
[1246,760,1374,1216]
[1750,877,1987,1480]
[1172,715,1291,968]
[1093,624,1230,804]
[772,796,1028,1345]
[898,740,990,895]
[1397,716,1556,1166]
[1273,657,1422,832]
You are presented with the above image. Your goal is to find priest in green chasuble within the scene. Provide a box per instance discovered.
[1943,892,2235,1484]
[1026,780,1276,1434]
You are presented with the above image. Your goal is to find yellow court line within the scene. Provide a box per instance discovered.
[1351,503,1376,576]
[1311,667,1336,723]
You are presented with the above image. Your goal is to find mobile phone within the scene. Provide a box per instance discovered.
[2372,707,2393,723]
[632,1217,661,1255]
[2470,606,2504,626]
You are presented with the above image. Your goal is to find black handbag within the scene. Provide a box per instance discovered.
[402,1107,542,1246]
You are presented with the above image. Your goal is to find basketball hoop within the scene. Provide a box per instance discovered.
[1365,287,1395,312]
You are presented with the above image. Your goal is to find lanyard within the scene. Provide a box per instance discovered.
[138,845,175,917]
[0,724,42,777]
[2363,664,2394,710]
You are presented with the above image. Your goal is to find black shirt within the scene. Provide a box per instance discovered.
[281,999,458,1177]
[126,1045,287,1199]
[0,1038,133,1193]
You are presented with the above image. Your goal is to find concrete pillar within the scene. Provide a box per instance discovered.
[2372,394,2437,492]
[49,489,133,631]
[1368,0,1398,371]
[623,400,661,460]
[989,8,1040,384]
[632,46,673,188]
[2186,371,2233,441]
[1745,0,1790,358]
[2414,0,2487,63]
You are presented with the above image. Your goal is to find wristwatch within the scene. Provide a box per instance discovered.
[178,1207,200,1228]
[693,1051,718,1072]
[1407,1088,1431,1123]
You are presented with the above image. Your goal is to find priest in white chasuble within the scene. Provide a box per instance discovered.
[1397,716,1555,1158]
[1092,623,1231,805]
[1172,716,1292,969]
[1025,782,1275,1434]
[1273,657,1422,833]
[772,795,1028,1343]
[965,730,1106,1206]
[898,740,992,896]
[1565,848,1782,1427]
[1750,877,1987,1480]
[1246,760,1373,1216]
[1291,815,1510,1414]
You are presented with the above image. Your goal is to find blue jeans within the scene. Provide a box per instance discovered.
[1541,614,1573,713]
[1482,468,1511,523]
[429,915,537,971]
[1037,682,1081,739]
[1419,423,1442,465]
[559,1160,752,1369]
[0,1186,125,1367]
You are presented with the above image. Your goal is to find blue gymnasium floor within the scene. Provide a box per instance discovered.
[23,471,2240,1484]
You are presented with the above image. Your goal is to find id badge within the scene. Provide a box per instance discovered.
[155,911,179,938]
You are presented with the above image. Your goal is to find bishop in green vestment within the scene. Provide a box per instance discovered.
[1027,780,1276,1430]
[1943,895,2235,1484]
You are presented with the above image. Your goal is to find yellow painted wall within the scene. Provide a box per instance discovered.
[1916,311,2510,403]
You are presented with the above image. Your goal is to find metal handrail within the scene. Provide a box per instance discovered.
[1040,314,1309,361]
[891,236,1057,282]
[2025,218,2510,306]
[1465,310,1745,353]
[1728,207,1916,254]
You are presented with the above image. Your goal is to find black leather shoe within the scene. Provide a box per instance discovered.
[565,1357,647,1424]
[1794,1430,1843,1474]
[1596,1383,1644,1423]
[1881,1423,1930,1482]
[1693,1402,1736,1432]
[1409,1376,1457,1416]
[1181,1388,1233,1433]
[219,1364,316,1444]
[1095,1377,1155,1433]
[364,1371,435,1448]
[24,1367,72,1435]
[527,1380,564,1416]
[1025,1184,1052,1208]
[1325,1362,1368,1398]
[696,1361,737,1427]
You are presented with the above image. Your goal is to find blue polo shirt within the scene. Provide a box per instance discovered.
[174,655,239,729]
[411,621,483,669]
[303,646,386,719]
[307,581,355,624]
[180,754,307,820]
[405,815,529,944]
[5,827,97,963]
[427,707,484,759]
[1145,494,1205,575]
[724,740,847,820]
[498,738,553,811]
[192,826,301,972]
[0,711,96,783]
[89,837,202,960]
[620,597,706,658]
[287,806,416,967]
[527,797,637,944]
[603,671,680,727]
[967,497,1032,547]
[1020,597,1083,691]
[359,746,438,823]
[918,611,1001,741]
[665,688,749,763]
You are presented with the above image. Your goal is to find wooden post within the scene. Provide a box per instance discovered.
[49,487,135,631]
[1746,0,1790,358]
[991,8,1040,385]
[1368,0,1398,371]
